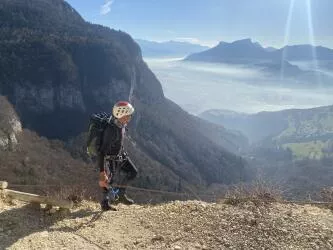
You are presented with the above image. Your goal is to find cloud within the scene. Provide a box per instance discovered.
[174,37,218,47]
[145,58,333,114]
[166,30,176,35]
[175,37,201,44]
[100,0,114,15]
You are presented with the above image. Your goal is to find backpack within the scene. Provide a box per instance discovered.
[86,112,110,157]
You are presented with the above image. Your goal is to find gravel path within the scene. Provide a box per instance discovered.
[1,195,333,250]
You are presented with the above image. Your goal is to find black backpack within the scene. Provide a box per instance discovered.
[86,112,110,157]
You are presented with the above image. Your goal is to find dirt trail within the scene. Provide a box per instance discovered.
[1,196,333,250]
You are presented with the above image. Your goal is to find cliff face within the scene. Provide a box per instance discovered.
[0,96,22,150]
[0,0,164,138]
[0,0,249,186]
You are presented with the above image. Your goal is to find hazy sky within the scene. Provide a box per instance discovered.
[66,0,333,48]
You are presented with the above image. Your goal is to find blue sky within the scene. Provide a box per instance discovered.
[66,0,333,48]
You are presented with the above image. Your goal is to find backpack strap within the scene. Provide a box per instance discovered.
[86,112,111,155]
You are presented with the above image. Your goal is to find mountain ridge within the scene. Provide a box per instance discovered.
[200,104,333,147]
[135,39,209,57]
[185,38,333,62]
[184,38,333,86]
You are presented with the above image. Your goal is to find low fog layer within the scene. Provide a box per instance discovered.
[145,58,333,114]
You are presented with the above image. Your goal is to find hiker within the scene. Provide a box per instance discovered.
[87,101,138,211]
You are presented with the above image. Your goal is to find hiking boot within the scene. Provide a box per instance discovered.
[100,199,113,211]
[117,194,134,205]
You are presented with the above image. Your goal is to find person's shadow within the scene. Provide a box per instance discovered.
[0,201,103,249]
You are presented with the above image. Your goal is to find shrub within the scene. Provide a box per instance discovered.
[320,187,333,202]
[224,179,283,206]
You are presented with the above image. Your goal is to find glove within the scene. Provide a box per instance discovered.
[99,171,109,188]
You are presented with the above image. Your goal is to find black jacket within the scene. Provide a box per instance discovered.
[99,117,125,157]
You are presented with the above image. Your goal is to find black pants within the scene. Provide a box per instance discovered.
[98,153,138,191]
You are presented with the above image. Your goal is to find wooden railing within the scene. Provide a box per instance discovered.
[0,181,73,209]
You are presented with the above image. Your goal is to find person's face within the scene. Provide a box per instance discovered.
[117,115,132,125]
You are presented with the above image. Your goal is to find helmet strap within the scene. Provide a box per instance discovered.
[114,118,124,128]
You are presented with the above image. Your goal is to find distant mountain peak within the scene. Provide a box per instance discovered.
[231,38,253,44]
[283,44,314,49]
[214,39,263,49]
[265,46,278,52]
[185,38,268,63]
[135,39,209,57]
[185,37,333,63]
[217,41,227,46]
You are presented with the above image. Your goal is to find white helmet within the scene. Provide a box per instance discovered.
[112,101,135,119]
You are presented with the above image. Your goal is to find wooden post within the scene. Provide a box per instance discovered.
[3,189,73,209]
[0,181,73,209]
[0,181,8,189]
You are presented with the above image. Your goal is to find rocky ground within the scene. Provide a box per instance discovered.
[1,192,333,250]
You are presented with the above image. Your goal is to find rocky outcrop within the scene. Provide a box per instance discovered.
[0,96,22,150]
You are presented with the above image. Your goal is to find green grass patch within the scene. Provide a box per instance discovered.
[275,111,333,143]
[282,141,326,159]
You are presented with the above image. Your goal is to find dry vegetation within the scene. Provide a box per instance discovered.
[320,187,333,202]
[224,180,283,205]
[0,96,18,133]
[0,129,98,198]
